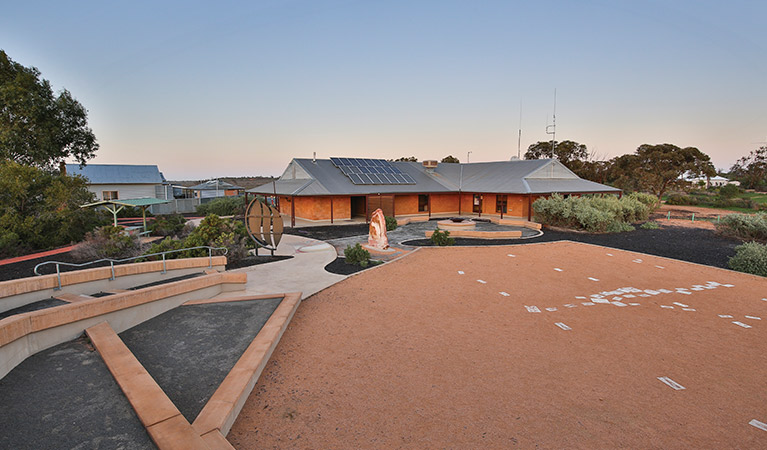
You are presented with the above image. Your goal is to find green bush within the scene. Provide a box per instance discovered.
[183,214,252,261]
[196,196,246,217]
[0,161,107,256]
[149,214,187,237]
[142,214,253,263]
[640,221,660,230]
[532,194,649,233]
[728,241,767,276]
[144,237,187,259]
[665,194,699,206]
[715,213,767,241]
[430,227,454,246]
[72,226,142,261]
[385,216,398,231]
[628,192,659,207]
[719,184,740,199]
[606,221,635,233]
[344,243,371,267]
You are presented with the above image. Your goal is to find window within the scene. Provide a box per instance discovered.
[496,195,507,214]
[102,191,119,201]
[418,194,429,212]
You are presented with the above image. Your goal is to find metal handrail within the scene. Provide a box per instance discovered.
[33,246,229,290]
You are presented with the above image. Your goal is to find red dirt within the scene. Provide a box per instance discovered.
[0,245,75,267]
[228,242,767,448]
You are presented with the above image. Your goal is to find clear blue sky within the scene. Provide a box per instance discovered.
[2,0,765,179]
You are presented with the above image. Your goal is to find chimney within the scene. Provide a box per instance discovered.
[422,160,438,173]
[313,152,317,163]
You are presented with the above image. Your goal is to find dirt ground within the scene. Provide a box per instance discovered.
[653,205,740,230]
[228,242,767,449]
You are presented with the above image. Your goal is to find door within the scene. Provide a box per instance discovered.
[473,194,482,214]
[351,196,366,218]
[367,194,395,219]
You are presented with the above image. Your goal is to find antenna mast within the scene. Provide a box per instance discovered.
[546,89,557,155]
[517,100,522,159]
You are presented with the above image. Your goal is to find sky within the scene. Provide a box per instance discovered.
[2,0,766,179]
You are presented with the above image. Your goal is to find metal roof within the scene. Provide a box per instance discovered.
[247,158,620,196]
[187,179,245,191]
[66,164,165,185]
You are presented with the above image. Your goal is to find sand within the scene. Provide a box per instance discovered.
[228,242,767,449]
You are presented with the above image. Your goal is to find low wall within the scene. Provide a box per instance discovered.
[0,256,227,314]
[0,271,246,380]
[425,229,523,239]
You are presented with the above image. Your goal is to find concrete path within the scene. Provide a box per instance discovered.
[213,234,347,300]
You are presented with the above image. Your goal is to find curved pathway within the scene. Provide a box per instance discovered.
[212,234,347,300]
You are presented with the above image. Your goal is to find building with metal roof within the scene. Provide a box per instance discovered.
[248,158,620,226]
[66,164,170,202]
[187,179,245,199]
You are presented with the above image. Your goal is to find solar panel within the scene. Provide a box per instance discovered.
[330,157,417,185]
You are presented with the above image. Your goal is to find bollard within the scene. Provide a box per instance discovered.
[692,213,695,222]
[667,211,671,220]
[717,215,720,223]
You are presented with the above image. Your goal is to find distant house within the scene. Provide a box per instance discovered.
[66,164,170,201]
[248,157,621,226]
[188,179,245,199]
[683,173,740,188]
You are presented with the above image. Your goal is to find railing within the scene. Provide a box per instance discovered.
[33,246,228,290]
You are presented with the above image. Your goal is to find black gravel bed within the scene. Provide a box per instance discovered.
[403,226,742,269]
[324,257,382,275]
[0,252,290,283]
[0,336,156,450]
[285,224,369,240]
[119,298,283,422]
[0,298,68,321]
[226,254,292,270]
[0,252,136,283]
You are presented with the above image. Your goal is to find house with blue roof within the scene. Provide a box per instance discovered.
[66,164,171,202]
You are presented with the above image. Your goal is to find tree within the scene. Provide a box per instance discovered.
[524,140,589,166]
[0,160,104,256]
[392,156,418,162]
[441,155,460,163]
[0,50,98,170]
[609,143,715,201]
[729,146,767,190]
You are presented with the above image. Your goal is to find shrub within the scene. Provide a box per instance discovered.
[385,216,398,231]
[196,196,246,217]
[149,214,187,237]
[344,243,371,267]
[0,161,107,256]
[719,183,740,198]
[143,237,187,259]
[715,213,767,241]
[532,194,649,233]
[72,226,142,261]
[430,227,454,246]
[627,192,659,208]
[640,221,660,230]
[665,194,699,206]
[606,221,635,233]
[143,214,254,263]
[728,241,767,277]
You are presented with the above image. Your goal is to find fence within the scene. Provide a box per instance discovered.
[150,198,201,215]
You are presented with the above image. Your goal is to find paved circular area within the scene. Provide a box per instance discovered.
[228,242,767,448]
